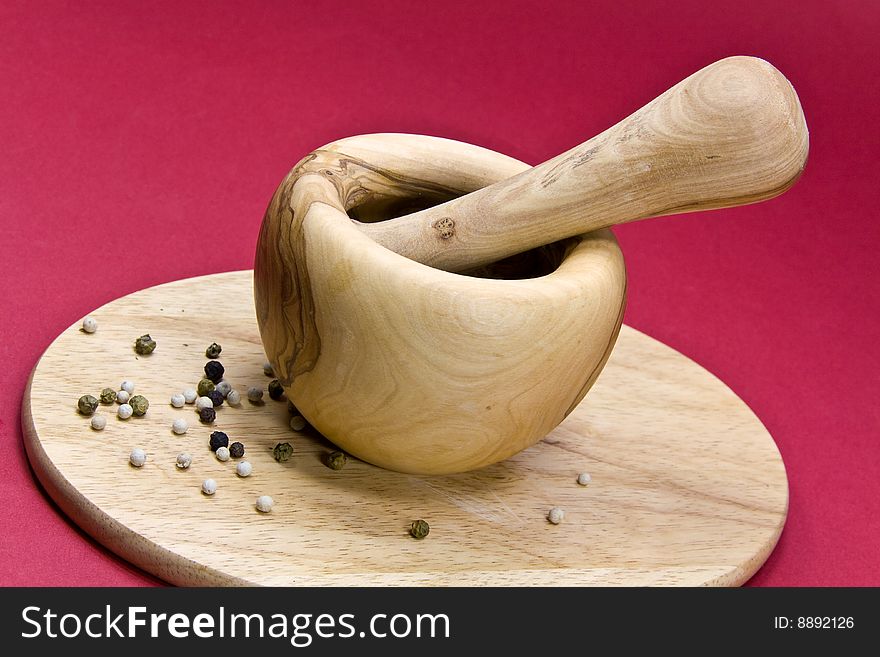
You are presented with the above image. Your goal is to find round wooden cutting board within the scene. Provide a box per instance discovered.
[22,270,787,586]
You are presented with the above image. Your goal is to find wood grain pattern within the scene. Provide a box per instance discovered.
[22,271,787,586]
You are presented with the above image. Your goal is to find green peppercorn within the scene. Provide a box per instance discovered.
[197,378,215,397]
[77,394,99,416]
[99,387,117,404]
[273,441,293,462]
[205,342,222,359]
[199,406,216,424]
[268,379,285,401]
[129,395,149,416]
[410,519,430,540]
[134,334,157,355]
[324,451,347,470]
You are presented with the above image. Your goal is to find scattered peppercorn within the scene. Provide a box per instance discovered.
[229,442,245,458]
[129,448,146,467]
[204,360,225,384]
[120,380,135,395]
[410,519,430,540]
[215,381,232,398]
[207,390,224,407]
[134,334,156,355]
[547,507,565,524]
[176,453,192,469]
[268,379,285,401]
[201,479,217,495]
[256,495,274,513]
[226,389,241,406]
[324,451,347,470]
[183,388,198,404]
[577,473,592,486]
[90,415,107,431]
[116,390,130,404]
[77,394,99,416]
[81,316,98,333]
[247,386,264,403]
[209,431,229,452]
[198,406,216,424]
[117,403,133,420]
[172,418,188,435]
[289,415,307,431]
[197,378,215,397]
[129,395,149,416]
[170,393,185,408]
[263,362,275,377]
[215,446,230,462]
[236,461,252,477]
[195,396,213,411]
[205,342,222,359]
[99,388,117,404]
[273,441,293,462]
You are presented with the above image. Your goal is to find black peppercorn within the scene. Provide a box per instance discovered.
[229,442,245,458]
[273,441,293,462]
[134,334,157,355]
[198,406,216,424]
[207,390,224,407]
[204,360,225,384]
[205,342,222,359]
[209,431,229,452]
[268,379,285,401]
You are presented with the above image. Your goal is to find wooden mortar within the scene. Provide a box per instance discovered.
[255,56,808,474]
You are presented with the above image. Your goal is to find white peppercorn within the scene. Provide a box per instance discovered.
[215,446,230,462]
[171,418,188,435]
[82,316,98,333]
[129,448,146,467]
[195,396,213,411]
[547,507,565,524]
[215,381,232,398]
[289,415,307,431]
[236,461,252,477]
[263,361,274,377]
[170,393,186,408]
[226,389,241,406]
[120,380,135,395]
[247,386,263,403]
[201,479,217,495]
[116,390,130,404]
[117,403,133,420]
[176,453,192,469]
[577,472,592,486]
[256,495,273,513]
[183,388,198,404]
[90,415,107,431]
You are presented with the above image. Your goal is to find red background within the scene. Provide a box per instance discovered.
[1,0,877,586]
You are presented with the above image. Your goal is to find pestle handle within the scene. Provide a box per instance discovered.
[357,56,809,272]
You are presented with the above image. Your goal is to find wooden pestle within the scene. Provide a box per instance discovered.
[358,56,809,272]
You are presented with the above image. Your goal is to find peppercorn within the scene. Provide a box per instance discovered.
[77,394,99,416]
[324,451,347,470]
[171,418,188,435]
[176,453,192,469]
[134,334,156,355]
[195,396,213,411]
[99,388,117,404]
[289,415,308,431]
[247,386,264,403]
[577,473,592,486]
[215,381,232,398]
[236,461,252,477]
[120,380,135,394]
[207,390,224,407]
[116,390,130,404]
[410,519,430,540]
[197,378,215,397]
[229,442,245,458]
[129,448,146,468]
[263,361,275,377]
[198,406,216,424]
[547,507,565,524]
[256,495,274,513]
[215,446,230,462]
[226,389,241,406]
[81,316,98,334]
[129,395,149,416]
[117,403,133,420]
[268,379,285,401]
[209,431,229,452]
[170,392,186,408]
[201,479,217,495]
[90,415,107,431]
[205,342,222,359]
[183,388,198,404]
[273,441,293,462]
[204,360,225,384]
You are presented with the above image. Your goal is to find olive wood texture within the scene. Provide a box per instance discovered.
[22,271,788,586]
[255,56,807,474]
